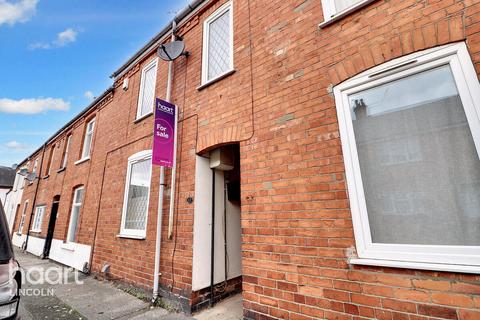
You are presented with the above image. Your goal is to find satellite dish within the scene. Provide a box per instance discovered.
[18,168,29,176]
[157,40,186,61]
[26,172,37,182]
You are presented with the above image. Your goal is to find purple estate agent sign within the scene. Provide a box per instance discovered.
[152,98,177,167]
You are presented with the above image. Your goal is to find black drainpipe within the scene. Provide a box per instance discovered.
[210,168,215,307]
[24,144,46,251]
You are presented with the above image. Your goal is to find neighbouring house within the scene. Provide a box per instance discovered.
[12,0,480,319]
[3,162,27,234]
[0,166,15,208]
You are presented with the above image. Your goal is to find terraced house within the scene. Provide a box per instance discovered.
[11,0,480,319]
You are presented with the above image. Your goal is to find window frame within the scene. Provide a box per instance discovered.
[201,1,234,85]
[31,205,46,233]
[32,158,38,174]
[136,58,158,121]
[60,134,72,169]
[17,200,28,234]
[333,42,480,273]
[45,144,55,176]
[66,186,84,243]
[320,0,376,26]
[80,118,96,161]
[119,150,153,239]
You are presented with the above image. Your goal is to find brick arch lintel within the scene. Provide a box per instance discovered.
[197,124,248,154]
[328,15,466,87]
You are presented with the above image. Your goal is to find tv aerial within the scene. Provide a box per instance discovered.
[157,40,189,61]
[26,172,38,182]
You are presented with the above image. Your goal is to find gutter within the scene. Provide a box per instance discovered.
[18,86,114,165]
[110,0,205,80]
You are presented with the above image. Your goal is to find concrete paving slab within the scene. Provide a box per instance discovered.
[126,307,169,320]
[194,294,243,320]
[14,249,188,320]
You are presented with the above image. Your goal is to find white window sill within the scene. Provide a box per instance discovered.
[134,112,153,124]
[319,0,377,29]
[61,243,76,251]
[197,69,236,91]
[116,234,146,240]
[74,157,90,166]
[349,258,480,274]
[30,229,41,233]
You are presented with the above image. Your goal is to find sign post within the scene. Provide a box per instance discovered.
[152,98,177,301]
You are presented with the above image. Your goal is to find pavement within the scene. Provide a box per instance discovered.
[14,249,243,320]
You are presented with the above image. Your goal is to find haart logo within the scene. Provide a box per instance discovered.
[158,102,174,115]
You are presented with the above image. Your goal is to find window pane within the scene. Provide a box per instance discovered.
[349,65,480,246]
[19,203,28,232]
[208,9,231,80]
[87,120,95,132]
[74,188,84,205]
[62,136,71,168]
[68,205,81,242]
[34,207,44,230]
[334,0,362,13]
[125,159,151,230]
[82,132,93,158]
[140,65,156,117]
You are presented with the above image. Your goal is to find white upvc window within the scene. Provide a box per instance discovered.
[321,0,374,24]
[120,150,152,238]
[80,118,95,160]
[61,134,72,169]
[334,42,480,274]
[136,59,158,120]
[67,186,84,242]
[32,159,38,174]
[201,1,234,85]
[17,201,28,234]
[31,205,45,232]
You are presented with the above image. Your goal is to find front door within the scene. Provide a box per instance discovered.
[43,198,59,258]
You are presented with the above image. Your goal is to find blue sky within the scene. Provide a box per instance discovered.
[0,0,188,166]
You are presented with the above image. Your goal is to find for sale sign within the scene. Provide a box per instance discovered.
[152,98,177,167]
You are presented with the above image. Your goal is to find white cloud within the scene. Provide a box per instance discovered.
[28,41,51,50]
[84,90,94,100]
[0,97,70,114]
[4,140,29,151]
[54,28,77,46]
[0,0,38,26]
[29,27,78,50]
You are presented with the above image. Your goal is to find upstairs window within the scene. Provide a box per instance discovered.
[67,186,84,242]
[136,59,158,120]
[202,1,233,84]
[45,145,55,176]
[31,205,45,232]
[120,150,152,238]
[80,118,95,160]
[60,134,72,169]
[32,159,38,174]
[334,43,480,272]
[321,0,371,23]
[17,201,28,234]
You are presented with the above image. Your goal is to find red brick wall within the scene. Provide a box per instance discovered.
[12,103,105,249]
[89,0,255,308]
[15,0,480,318]
[241,0,480,319]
